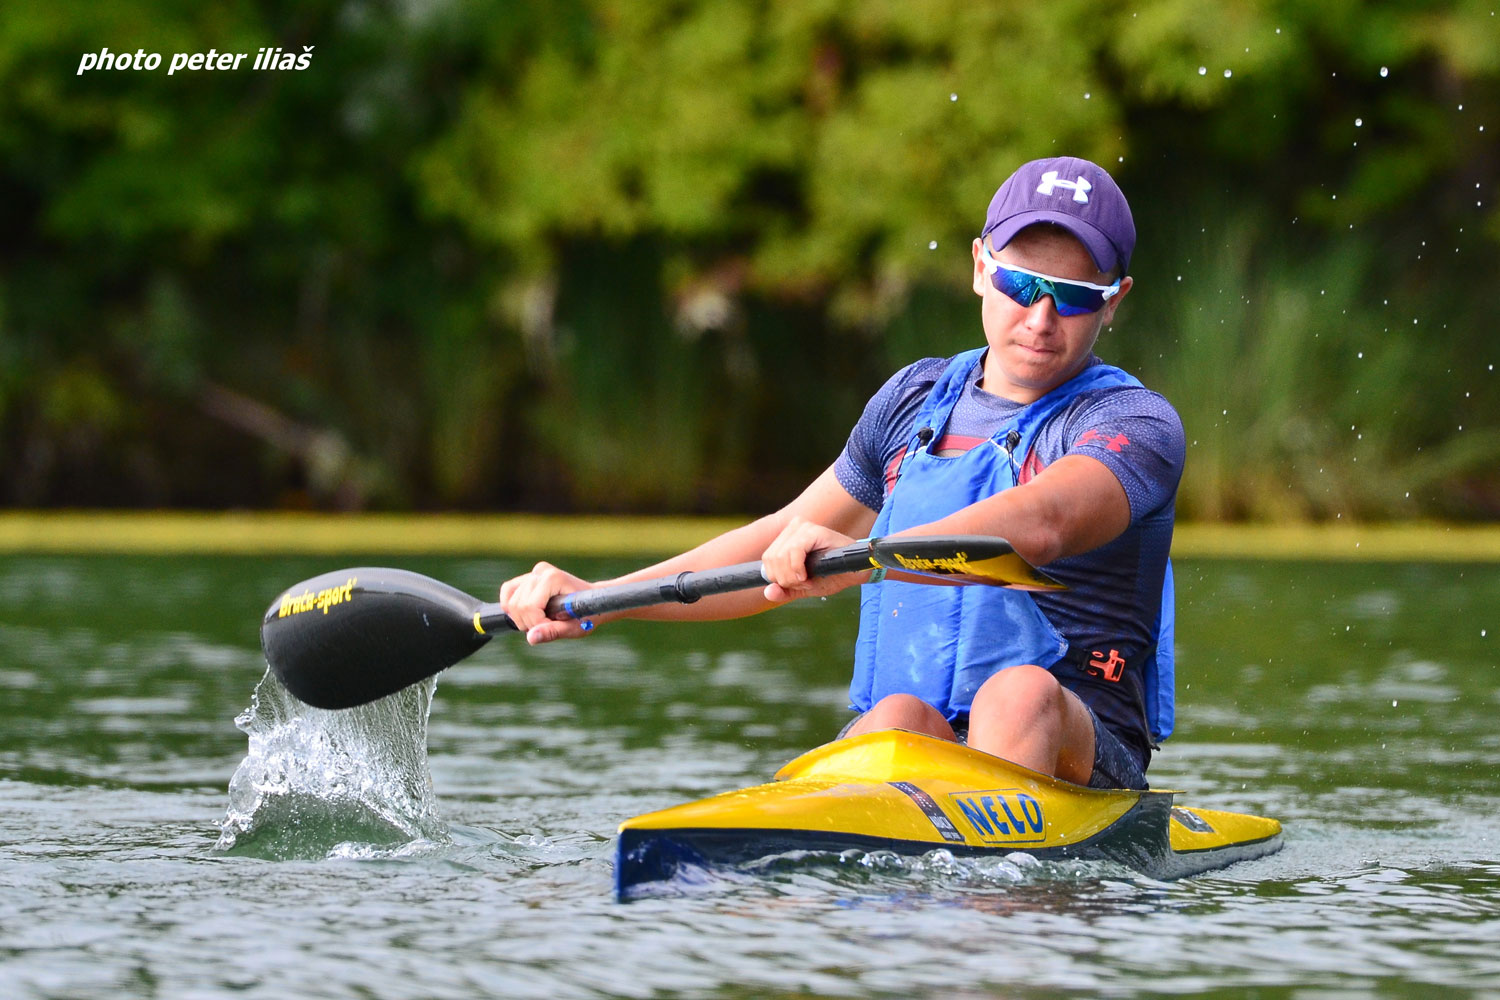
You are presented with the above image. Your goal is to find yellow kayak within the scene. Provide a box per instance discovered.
[616,729,1282,898]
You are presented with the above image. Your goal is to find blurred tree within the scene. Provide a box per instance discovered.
[0,0,1496,517]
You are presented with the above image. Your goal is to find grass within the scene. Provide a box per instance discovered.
[1116,209,1500,524]
[3,511,1500,561]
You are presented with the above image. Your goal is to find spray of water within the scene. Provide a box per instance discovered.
[215,667,449,859]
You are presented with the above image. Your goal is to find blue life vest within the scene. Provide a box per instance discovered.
[850,348,1176,743]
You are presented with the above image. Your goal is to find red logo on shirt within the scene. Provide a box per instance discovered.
[1076,429,1130,452]
[1018,450,1045,484]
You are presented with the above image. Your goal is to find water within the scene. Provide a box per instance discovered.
[2,554,1499,998]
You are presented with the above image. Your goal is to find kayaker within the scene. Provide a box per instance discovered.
[500,156,1182,791]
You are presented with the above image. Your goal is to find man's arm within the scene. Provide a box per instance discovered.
[499,464,877,642]
[907,454,1130,566]
[759,453,1129,599]
[763,388,1181,599]
[617,465,876,612]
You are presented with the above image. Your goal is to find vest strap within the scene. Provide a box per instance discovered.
[1054,642,1160,750]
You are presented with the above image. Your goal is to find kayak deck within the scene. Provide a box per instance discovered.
[616,729,1281,898]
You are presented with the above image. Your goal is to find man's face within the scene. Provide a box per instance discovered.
[971,227,1132,403]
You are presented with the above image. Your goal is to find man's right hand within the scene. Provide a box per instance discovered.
[759,515,863,603]
[498,562,599,644]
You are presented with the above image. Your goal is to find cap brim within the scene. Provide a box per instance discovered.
[983,211,1124,275]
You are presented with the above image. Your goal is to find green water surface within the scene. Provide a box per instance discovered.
[2,554,1498,998]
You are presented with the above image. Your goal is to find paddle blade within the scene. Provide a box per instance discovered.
[870,535,1066,590]
[260,567,498,709]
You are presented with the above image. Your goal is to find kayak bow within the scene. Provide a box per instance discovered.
[615,729,1281,898]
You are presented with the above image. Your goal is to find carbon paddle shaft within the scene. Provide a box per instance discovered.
[530,538,881,622]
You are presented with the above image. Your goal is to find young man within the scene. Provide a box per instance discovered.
[500,156,1183,790]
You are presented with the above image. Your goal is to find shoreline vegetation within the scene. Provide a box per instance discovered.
[6,5,1498,522]
[3,511,1500,562]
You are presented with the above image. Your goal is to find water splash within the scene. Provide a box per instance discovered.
[215,668,448,858]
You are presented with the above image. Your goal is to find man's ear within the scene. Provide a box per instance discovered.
[1100,275,1133,324]
[971,238,988,297]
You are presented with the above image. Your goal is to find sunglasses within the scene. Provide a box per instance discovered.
[980,244,1121,317]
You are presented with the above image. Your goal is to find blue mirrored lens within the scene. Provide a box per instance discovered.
[990,268,1108,317]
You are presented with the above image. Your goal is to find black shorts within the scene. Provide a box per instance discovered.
[836,706,1148,790]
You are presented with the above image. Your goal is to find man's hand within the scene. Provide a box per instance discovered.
[759,516,866,602]
[498,562,599,644]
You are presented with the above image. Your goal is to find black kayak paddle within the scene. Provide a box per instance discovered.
[260,534,1061,710]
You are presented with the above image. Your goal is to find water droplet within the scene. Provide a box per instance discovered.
[1198,66,1207,76]
[1392,699,1399,707]
[1224,69,1233,78]
[928,240,938,250]
[1380,66,1389,77]
[1084,92,1091,100]
[1357,351,1364,358]
[950,92,958,102]
[1355,117,1363,127]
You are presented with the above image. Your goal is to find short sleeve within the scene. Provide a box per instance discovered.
[833,358,946,511]
[1061,388,1185,523]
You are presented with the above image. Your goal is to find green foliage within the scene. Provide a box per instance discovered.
[1,0,1497,517]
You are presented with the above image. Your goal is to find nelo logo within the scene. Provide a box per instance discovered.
[949,789,1045,845]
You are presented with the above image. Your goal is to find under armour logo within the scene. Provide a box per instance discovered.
[1076,429,1130,452]
[1036,171,1092,204]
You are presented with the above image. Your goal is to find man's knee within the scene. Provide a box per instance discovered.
[868,693,945,726]
[844,693,952,739]
[969,666,1095,783]
[972,664,1067,722]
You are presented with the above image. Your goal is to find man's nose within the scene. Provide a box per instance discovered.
[1024,293,1060,327]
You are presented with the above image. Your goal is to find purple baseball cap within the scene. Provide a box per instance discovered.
[981,156,1136,275]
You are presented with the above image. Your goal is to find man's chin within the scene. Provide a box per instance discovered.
[1003,356,1061,384]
